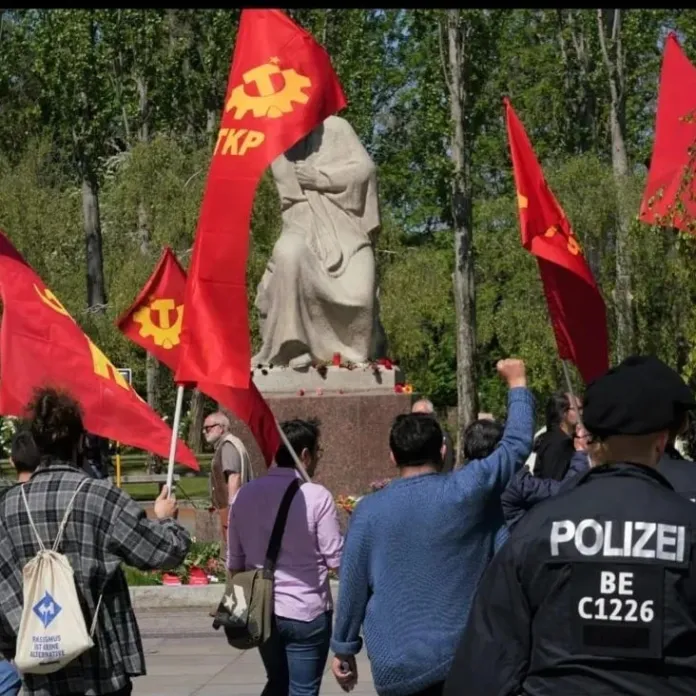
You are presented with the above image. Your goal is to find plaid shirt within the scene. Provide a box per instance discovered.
[0,463,191,696]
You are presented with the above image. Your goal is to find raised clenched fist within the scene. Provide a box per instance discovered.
[496,359,526,388]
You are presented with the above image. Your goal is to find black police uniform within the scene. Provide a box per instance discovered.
[445,356,696,696]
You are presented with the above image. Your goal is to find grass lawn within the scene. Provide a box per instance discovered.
[0,453,214,503]
[123,476,210,502]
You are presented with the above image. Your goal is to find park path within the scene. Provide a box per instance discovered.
[134,608,376,696]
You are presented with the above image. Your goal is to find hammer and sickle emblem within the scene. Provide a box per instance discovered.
[225,58,312,120]
[133,298,184,349]
[34,284,131,390]
[35,285,72,318]
[544,225,582,256]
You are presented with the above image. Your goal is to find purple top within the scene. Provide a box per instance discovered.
[227,466,344,621]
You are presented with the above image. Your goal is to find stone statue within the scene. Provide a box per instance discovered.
[253,114,386,369]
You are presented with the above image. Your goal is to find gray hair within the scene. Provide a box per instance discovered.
[206,411,230,431]
[411,399,435,415]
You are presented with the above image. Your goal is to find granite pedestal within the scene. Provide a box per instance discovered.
[224,364,412,495]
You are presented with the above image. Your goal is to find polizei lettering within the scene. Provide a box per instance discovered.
[550,519,687,562]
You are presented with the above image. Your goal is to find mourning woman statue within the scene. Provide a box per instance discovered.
[253,115,386,370]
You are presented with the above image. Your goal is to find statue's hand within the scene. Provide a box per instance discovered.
[294,162,323,189]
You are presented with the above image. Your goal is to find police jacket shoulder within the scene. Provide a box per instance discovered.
[658,456,696,502]
[516,462,696,558]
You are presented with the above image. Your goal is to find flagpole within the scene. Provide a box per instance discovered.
[115,442,122,488]
[561,360,584,429]
[166,384,186,496]
[274,419,311,483]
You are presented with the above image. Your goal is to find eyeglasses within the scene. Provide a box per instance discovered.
[202,424,220,433]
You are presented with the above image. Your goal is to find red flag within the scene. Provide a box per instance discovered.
[116,248,186,367]
[175,9,347,389]
[0,233,198,470]
[117,248,280,466]
[640,33,696,231]
[504,98,609,384]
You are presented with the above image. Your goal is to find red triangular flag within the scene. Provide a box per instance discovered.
[505,98,609,384]
[117,248,280,466]
[0,234,198,469]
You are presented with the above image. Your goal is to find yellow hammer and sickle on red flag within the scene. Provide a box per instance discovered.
[34,284,130,391]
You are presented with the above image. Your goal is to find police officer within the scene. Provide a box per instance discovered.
[444,355,696,696]
[639,354,696,501]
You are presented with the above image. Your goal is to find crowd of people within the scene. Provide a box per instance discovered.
[225,355,696,696]
[1,353,696,696]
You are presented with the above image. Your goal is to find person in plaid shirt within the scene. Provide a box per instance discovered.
[0,387,192,696]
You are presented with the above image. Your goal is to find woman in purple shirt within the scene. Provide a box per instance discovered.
[227,419,343,696]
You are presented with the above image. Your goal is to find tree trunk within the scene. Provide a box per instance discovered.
[82,174,107,311]
[444,11,478,465]
[206,109,217,149]
[187,389,205,452]
[136,75,151,256]
[146,352,159,411]
[135,71,162,474]
[598,8,633,360]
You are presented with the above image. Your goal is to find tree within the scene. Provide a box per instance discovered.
[598,8,634,360]
[26,10,120,312]
[441,11,478,458]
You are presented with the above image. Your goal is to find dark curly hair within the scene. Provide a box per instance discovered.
[26,386,85,462]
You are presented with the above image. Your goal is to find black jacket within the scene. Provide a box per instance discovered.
[533,427,574,480]
[501,451,590,531]
[660,457,696,502]
[446,463,696,696]
[502,454,696,534]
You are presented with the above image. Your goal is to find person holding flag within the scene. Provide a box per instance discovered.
[0,387,191,696]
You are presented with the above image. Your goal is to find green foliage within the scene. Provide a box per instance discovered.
[0,8,695,434]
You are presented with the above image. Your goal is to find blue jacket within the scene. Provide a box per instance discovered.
[330,388,535,696]
[501,451,590,531]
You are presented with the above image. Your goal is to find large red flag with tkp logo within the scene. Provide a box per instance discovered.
[0,232,198,469]
[504,98,609,384]
[175,9,347,389]
[640,33,696,231]
[117,248,280,466]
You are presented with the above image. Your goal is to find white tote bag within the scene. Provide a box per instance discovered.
[15,479,102,675]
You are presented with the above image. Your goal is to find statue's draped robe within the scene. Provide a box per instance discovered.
[253,116,381,366]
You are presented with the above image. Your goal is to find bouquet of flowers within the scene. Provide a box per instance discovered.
[335,495,361,515]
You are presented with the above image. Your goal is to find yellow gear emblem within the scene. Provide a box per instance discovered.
[133,298,183,350]
[226,59,311,120]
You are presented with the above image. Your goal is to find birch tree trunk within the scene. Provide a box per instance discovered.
[442,10,478,464]
[187,389,205,452]
[82,173,107,311]
[598,8,634,360]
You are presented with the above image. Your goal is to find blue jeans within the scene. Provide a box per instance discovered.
[259,611,332,696]
[0,660,20,696]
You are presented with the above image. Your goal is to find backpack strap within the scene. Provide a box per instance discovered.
[52,478,90,553]
[20,477,90,553]
[21,477,103,637]
[262,478,302,580]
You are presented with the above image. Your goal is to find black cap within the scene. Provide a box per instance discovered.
[583,355,696,438]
